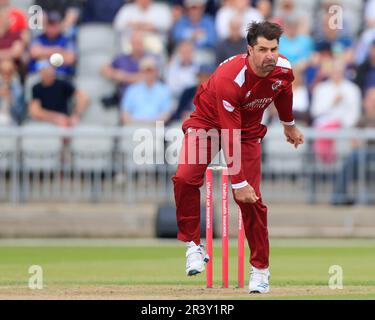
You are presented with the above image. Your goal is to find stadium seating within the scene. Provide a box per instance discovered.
[76,24,118,126]
[70,125,114,172]
[263,122,308,175]
[0,132,17,171]
[77,24,118,55]
[20,122,63,171]
[119,124,165,172]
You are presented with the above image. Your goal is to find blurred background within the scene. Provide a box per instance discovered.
[0,0,374,239]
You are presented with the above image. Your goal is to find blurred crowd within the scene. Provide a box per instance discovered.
[1,0,375,131]
[1,0,375,204]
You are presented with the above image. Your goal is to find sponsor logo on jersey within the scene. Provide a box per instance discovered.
[222,100,235,112]
[242,97,273,110]
[245,90,251,98]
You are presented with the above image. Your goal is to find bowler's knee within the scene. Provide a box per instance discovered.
[172,171,203,187]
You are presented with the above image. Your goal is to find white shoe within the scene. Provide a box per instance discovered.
[249,266,270,293]
[185,241,209,276]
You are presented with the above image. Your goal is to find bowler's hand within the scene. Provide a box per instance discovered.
[234,184,259,204]
[284,125,304,149]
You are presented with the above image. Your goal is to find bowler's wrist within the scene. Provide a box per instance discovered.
[281,120,295,128]
[231,180,249,189]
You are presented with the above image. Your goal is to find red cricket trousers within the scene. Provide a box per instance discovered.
[172,128,269,269]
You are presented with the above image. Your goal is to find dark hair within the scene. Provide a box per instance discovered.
[246,21,283,47]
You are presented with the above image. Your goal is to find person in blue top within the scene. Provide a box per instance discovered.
[313,12,353,60]
[278,14,314,66]
[172,0,216,50]
[121,56,172,124]
[29,11,76,78]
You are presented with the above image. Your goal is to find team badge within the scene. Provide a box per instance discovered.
[272,80,282,91]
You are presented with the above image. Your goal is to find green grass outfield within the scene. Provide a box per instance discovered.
[0,238,374,299]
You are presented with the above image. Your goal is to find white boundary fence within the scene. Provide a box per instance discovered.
[0,124,374,205]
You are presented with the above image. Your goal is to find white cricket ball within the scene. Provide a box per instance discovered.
[49,53,64,67]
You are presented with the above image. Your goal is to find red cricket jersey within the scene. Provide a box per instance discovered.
[9,9,28,33]
[182,53,295,188]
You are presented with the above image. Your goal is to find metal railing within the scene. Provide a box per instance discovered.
[0,124,374,205]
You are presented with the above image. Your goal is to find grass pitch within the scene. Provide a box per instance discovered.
[0,238,374,300]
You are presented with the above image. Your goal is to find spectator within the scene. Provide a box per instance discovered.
[166,40,199,99]
[171,0,185,25]
[29,11,76,78]
[354,1,375,66]
[316,0,361,39]
[331,87,375,206]
[1,0,28,35]
[34,0,83,39]
[365,0,375,28]
[114,0,172,55]
[255,0,272,20]
[172,0,216,51]
[166,63,214,126]
[271,0,311,35]
[0,6,27,62]
[0,59,25,125]
[314,11,353,64]
[273,0,294,24]
[311,60,361,130]
[200,0,220,17]
[311,60,361,163]
[304,41,333,94]
[121,56,172,124]
[29,61,87,127]
[215,0,263,41]
[278,14,314,67]
[215,16,247,66]
[101,30,149,105]
[354,40,375,96]
[81,0,125,23]
[171,0,220,21]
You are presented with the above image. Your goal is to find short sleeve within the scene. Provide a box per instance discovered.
[32,84,41,100]
[121,85,135,113]
[63,80,76,98]
[112,55,122,69]
[274,69,295,125]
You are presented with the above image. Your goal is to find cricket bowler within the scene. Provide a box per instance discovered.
[172,21,304,293]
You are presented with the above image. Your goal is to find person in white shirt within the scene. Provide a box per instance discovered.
[166,40,199,99]
[113,0,172,55]
[215,0,263,40]
[311,59,361,164]
[311,60,361,130]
